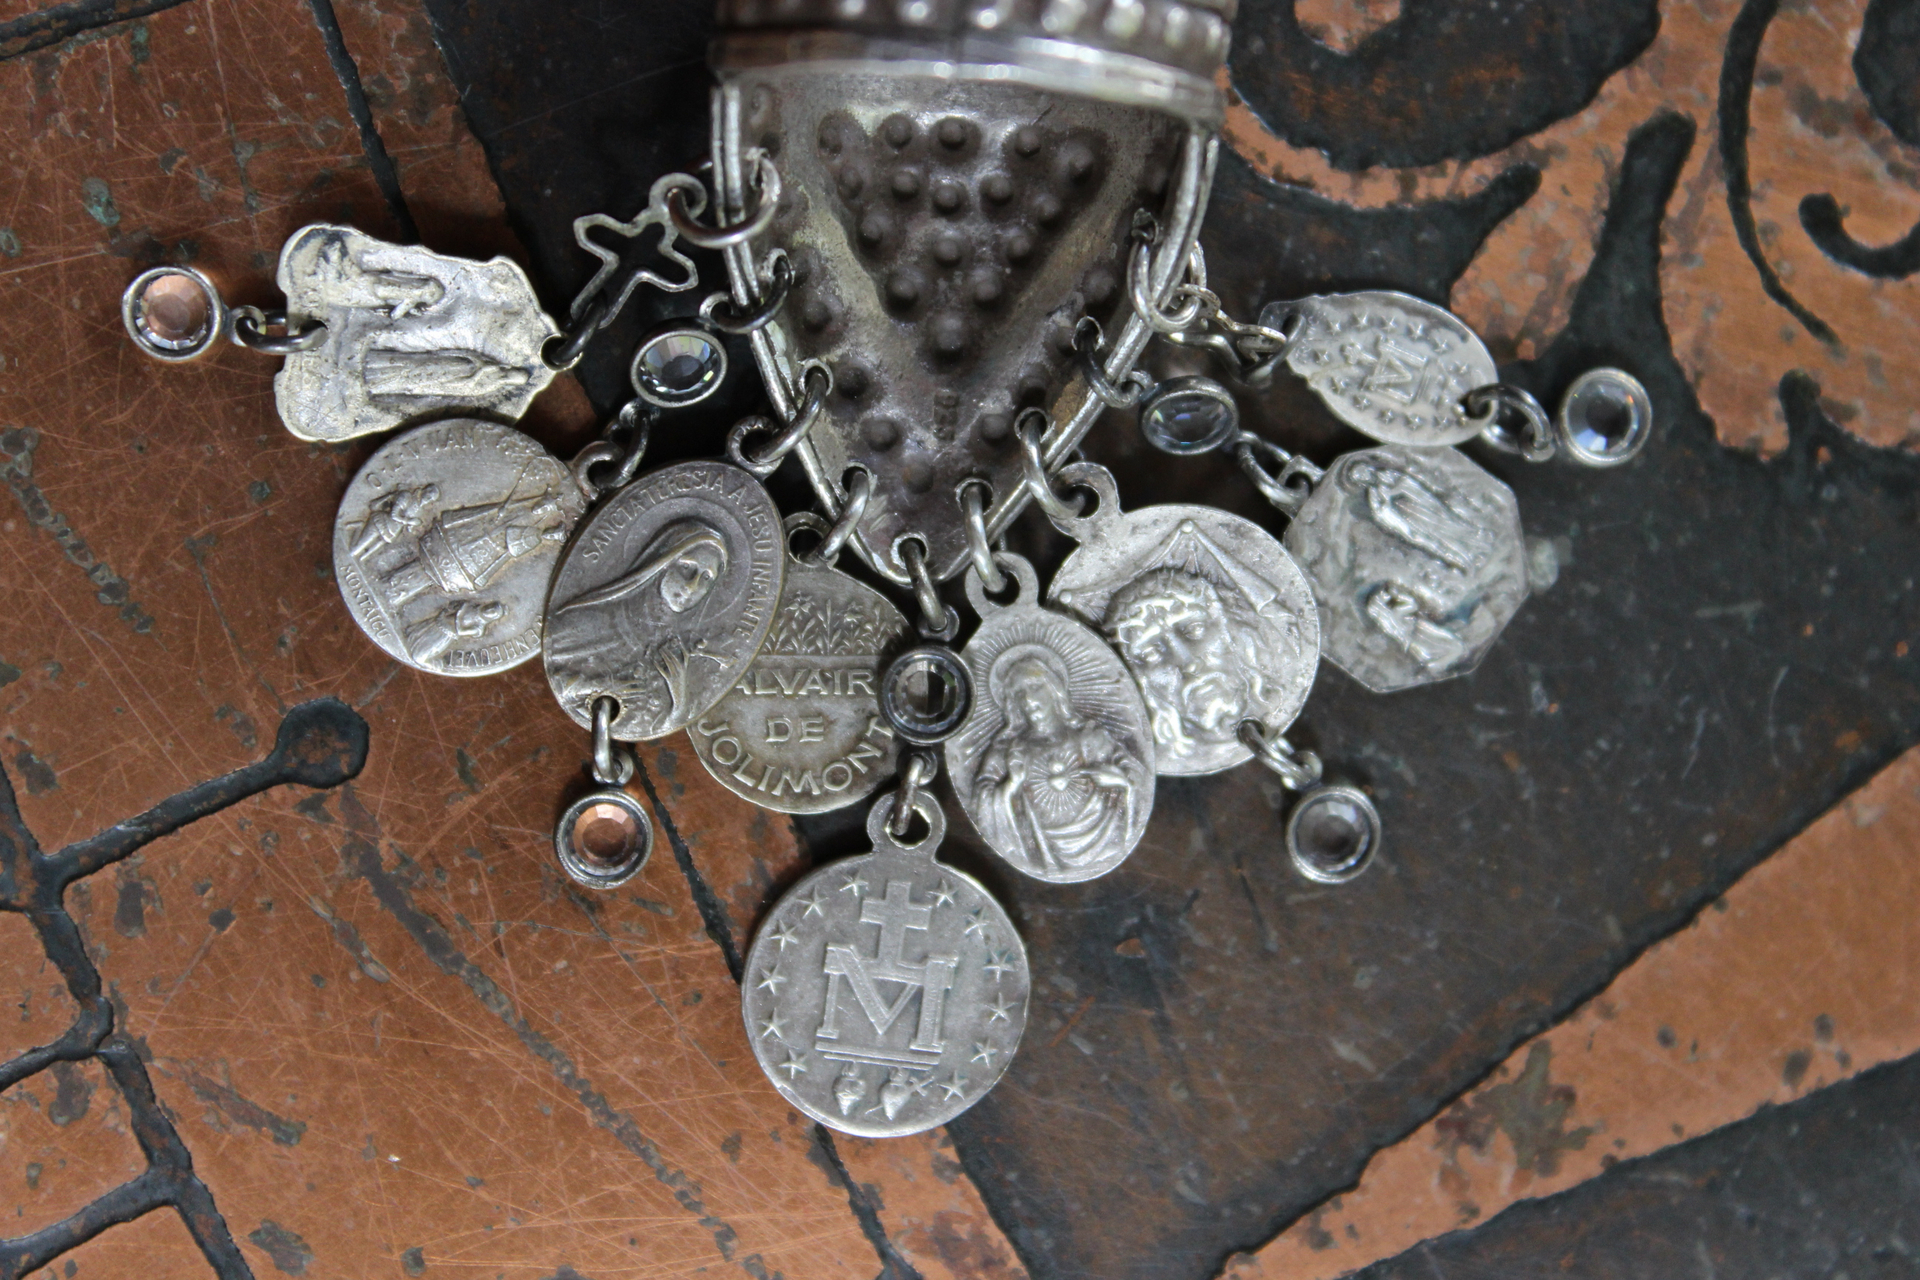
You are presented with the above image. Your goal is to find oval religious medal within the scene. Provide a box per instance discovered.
[742,792,1029,1138]
[1044,463,1320,776]
[1270,291,1498,448]
[334,419,584,677]
[1284,444,1528,694]
[543,460,783,739]
[946,552,1156,883]
[690,524,910,813]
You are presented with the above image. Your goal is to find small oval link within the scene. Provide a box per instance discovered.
[1016,410,1087,523]
[231,306,328,355]
[956,479,1006,593]
[897,537,959,641]
[809,468,870,567]
[889,751,939,837]
[1238,719,1323,792]
[591,696,636,787]
[666,152,781,250]
[1126,238,1210,335]
[727,362,830,478]
[699,252,793,335]
[1074,318,1154,409]
[1233,431,1324,516]
[1467,383,1556,463]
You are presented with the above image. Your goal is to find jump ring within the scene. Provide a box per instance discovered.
[1237,720,1322,792]
[1074,318,1148,409]
[699,253,793,335]
[1467,383,1556,463]
[666,153,781,250]
[889,752,938,838]
[1127,239,1208,335]
[898,537,958,641]
[231,306,328,355]
[810,468,870,566]
[591,696,636,787]
[956,479,1006,593]
[1017,410,1086,523]
[728,362,830,477]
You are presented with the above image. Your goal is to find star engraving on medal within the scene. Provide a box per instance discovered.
[983,949,1017,983]
[755,965,786,995]
[799,885,828,917]
[779,1050,808,1079]
[988,993,1015,1023]
[768,920,800,951]
[929,878,956,908]
[839,870,869,896]
[964,909,992,940]
[938,1073,968,1100]
[971,1041,999,1066]
[759,1010,787,1041]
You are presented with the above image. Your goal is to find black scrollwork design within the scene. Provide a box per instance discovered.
[0,700,368,1280]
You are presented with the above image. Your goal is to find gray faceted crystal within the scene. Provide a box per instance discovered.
[1284,444,1528,693]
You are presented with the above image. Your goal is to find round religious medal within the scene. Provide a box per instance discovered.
[333,419,584,677]
[945,552,1156,883]
[1045,463,1320,776]
[690,528,910,813]
[741,793,1029,1138]
[1284,444,1528,693]
[544,460,783,739]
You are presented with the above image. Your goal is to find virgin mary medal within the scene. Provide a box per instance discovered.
[544,460,784,739]
[1284,444,1528,693]
[690,520,910,813]
[946,552,1156,883]
[741,792,1029,1138]
[333,419,584,676]
[1044,462,1320,776]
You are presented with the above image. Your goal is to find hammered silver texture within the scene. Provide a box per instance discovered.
[1274,291,1498,449]
[1284,445,1528,694]
[275,224,559,443]
[689,554,910,813]
[333,420,583,677]
[741,795,1029,1138]
[947,555,1156,883]
[543,461,783,740]
[1047,466,1319,776]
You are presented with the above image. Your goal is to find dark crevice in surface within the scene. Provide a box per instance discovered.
[1353,1046,1920,1278]
[632,754,745,982]
[811,1125,927,1280]
[303,0,418,244]
[1719,0,1838,343]
[0,699,369,1280]
[0,0,190,61]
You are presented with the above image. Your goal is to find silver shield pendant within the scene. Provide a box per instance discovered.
[741,793,1029,1138]
[333,419,584,676]
[276,224,560,443]
[543,460,784,740]
[1284,445,1528,693]
[690,536,909,813]
[1044,463,1320,776]
[946,553,1156,883]
[1269,291,1498,449]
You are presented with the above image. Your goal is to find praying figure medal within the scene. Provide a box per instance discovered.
[1284,445,1528,693]
[742,792,1029,1138]
[544,460,784,740]
[276,224,560,442]
[947,553,1156,884]
[1269,291,1499,449]
[334,419,584,676]
[1045,463,1320,776]
[690,527,910,813]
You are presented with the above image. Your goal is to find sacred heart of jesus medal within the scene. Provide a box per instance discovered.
[741,792,1029,1138]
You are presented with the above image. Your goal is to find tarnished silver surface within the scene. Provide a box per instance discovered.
[276,225,559,443]
[690,551,910,813]
[741,793,1028,1138]
[1046,464,1319,775]
[947,553,1155,882]
[1285,445,1528,693]
[544,461,783,739]
[333,420,582,677]
[1269,292,1498,449]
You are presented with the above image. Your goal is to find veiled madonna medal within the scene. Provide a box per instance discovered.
[544,460,785,739]
[1284,445,1528,693]
[1043,461,1319,776]
[742,791,1029,1137]
[946,552,1156,883]
[333,419,584,676]
[691,515,910,813]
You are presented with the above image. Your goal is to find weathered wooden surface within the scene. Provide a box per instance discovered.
[0,1,1918,1278]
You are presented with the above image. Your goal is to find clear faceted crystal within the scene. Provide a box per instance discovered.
[632,327,726,406]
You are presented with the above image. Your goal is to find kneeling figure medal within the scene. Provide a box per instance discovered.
[742,792,1029,1137]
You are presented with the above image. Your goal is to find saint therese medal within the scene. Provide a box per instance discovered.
[946,552,1156,883]
[544,460,784,739]
[690,517,910,813]
[1044,461,1320,776]
[333,419,584,676]
[741,790,1029,1138]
